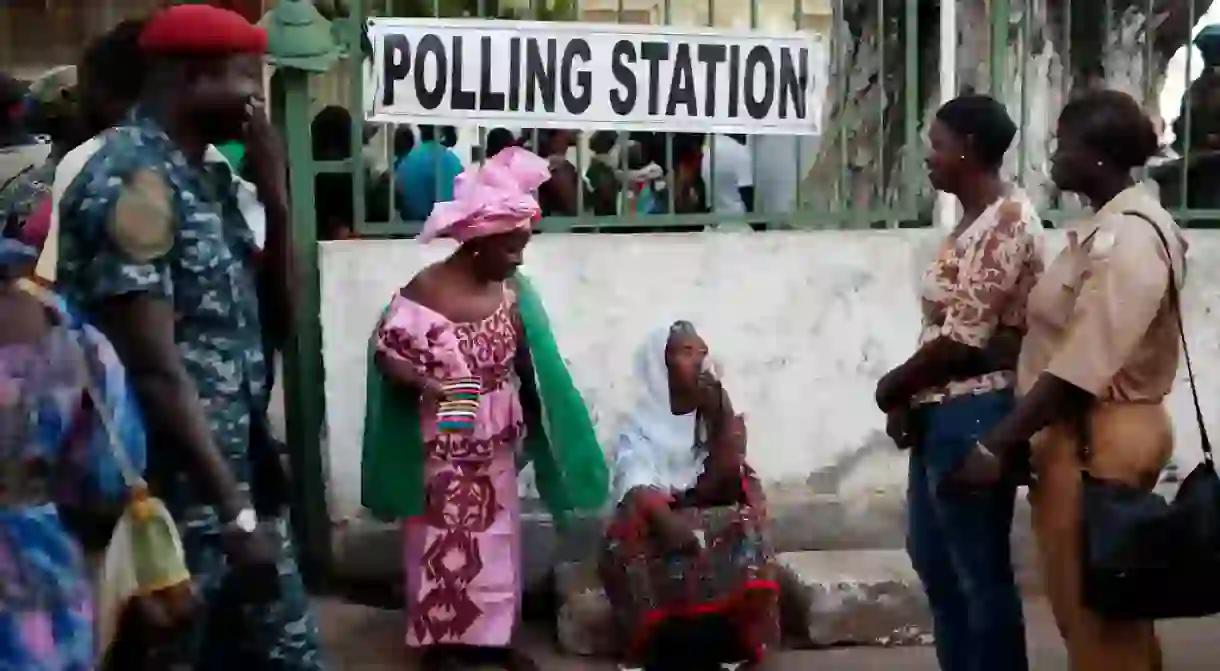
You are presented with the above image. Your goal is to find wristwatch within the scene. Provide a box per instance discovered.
[226,507,258,534]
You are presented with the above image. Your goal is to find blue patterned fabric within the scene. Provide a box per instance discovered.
[0,284,147,671]
[0,238,36,269]
[54,110,324,669]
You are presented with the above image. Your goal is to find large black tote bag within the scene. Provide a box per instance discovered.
[1079,211,1220,620]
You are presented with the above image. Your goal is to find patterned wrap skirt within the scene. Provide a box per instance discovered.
[598,482,780,665]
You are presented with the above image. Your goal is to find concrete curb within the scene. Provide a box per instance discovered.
[329,492,1044,595]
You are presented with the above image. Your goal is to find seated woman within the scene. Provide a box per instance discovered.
[600,321,778,671]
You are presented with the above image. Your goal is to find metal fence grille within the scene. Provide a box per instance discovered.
[298,0,1220,233]
[311,0,924,235]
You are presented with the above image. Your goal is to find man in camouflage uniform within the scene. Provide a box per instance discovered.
[54,6,322,669]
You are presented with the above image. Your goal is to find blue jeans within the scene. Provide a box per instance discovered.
[907,391,1027,671]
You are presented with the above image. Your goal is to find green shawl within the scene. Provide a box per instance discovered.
[360,272,609,524]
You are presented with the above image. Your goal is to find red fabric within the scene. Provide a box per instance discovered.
[629,578,780,662]
[169,0,265,26]
[140,4,268,56]
[19,196,52,249]
[617,488,673,542]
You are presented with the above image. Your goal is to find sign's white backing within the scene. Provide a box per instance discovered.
[365,18,828,135]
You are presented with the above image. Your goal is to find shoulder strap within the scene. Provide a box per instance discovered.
[0,162,35,195]
[1121,211,1211,464]
[19,283,146,491]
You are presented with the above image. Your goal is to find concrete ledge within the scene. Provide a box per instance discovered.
[777,550,932,647]
[330,492,1042,594]
[552,550,935,657]
[554,561,616,657]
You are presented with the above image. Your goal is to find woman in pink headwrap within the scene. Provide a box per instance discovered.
[361,147,608,671]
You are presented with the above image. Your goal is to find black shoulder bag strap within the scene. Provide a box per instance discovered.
[1079,211,1212,467]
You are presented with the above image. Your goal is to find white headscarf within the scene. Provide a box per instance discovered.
[610,323,713,503]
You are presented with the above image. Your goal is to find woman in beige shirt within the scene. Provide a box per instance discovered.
[969,90,1183,671]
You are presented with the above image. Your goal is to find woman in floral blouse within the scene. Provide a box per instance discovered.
[874,94,1044,671]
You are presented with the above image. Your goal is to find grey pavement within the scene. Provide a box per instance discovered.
[317,597,1220,669]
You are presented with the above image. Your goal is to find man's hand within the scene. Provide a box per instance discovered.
[944,443,1004,490]
[221,524,283,603]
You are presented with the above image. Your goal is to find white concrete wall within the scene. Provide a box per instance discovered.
[319,230,1220,523]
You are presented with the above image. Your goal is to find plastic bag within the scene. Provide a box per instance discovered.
[96,489,191,659]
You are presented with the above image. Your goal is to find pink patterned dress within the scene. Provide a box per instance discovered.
[374,287,525,649]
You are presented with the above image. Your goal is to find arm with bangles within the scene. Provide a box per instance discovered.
[513,343,543,440]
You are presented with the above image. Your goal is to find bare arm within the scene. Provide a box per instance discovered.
[246,112,294,350]
[877,332,1019,411]
[979,372,1092,457]
[683,382,747,506]
[91,294,248,522]
[255,185,292,350]
[878,207,1034,412]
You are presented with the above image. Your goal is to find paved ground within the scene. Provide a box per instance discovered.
[317,597,1220,669]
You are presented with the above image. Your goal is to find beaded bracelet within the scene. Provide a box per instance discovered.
[437,377,482,433]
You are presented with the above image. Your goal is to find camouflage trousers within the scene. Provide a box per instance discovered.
[151,510,326,670]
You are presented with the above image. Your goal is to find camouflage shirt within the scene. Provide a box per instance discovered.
[55,113,268,507]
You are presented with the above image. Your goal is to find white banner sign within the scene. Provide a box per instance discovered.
[365,18,828,135]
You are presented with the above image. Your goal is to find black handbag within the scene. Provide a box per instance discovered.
[1079,211,1220,620]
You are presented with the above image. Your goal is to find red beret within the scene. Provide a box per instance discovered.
[139,4,268,56]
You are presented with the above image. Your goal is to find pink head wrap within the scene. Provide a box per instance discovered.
[418,147,552,244]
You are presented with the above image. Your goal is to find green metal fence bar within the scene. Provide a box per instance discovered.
[833,0,847,216]
[278,66,331,585]
[1179,0,1196,212]
[902,0,917,217]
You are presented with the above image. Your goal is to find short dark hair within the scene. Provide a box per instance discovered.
[485,127,516,158]
[82,19,148,105]
[934,94,1017,169]
[393,124,414,157]
[419,124,456,146]
[1058,89,1159,170]
[311,105,352,159]
[589,130,618,154]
